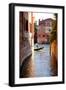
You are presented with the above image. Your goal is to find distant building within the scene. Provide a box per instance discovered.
[20,12,34,65]
[37,18,55,44]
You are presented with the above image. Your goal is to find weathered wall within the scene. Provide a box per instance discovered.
[19,12,34,66]
[50,40,58,76]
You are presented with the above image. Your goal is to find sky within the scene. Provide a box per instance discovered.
[33,12,56,25]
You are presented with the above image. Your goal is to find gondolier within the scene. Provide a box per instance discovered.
[34,43,44,51]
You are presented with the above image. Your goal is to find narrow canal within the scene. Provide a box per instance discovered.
[20,44,57,78]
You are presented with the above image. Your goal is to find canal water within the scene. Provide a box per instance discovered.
[20,44,57,78]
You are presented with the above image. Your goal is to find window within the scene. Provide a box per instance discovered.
[43,35,45,37]
[26,20,28,31]
[49,29,51,32]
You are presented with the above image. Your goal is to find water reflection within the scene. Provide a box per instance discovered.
[20,44,57,78]
[50,54,58,76]
[20,55,35,78]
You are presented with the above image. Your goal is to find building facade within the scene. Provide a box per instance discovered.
[19,12,34,66]
[37,18,55,44]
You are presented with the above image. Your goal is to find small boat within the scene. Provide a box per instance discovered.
[34,44,44,51]
[34,47,44,51]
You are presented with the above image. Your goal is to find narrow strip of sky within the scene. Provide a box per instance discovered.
[33,13,56,25]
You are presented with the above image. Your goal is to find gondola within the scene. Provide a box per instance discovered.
[34,47,44,51]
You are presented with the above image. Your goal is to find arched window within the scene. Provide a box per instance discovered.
[43,35,45,37]
[49,29,51,32]
[39,35,40,37]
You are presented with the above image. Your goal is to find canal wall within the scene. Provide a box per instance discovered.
[51,40,57,59]
[50,40,58,76]
[20,46,32,66]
